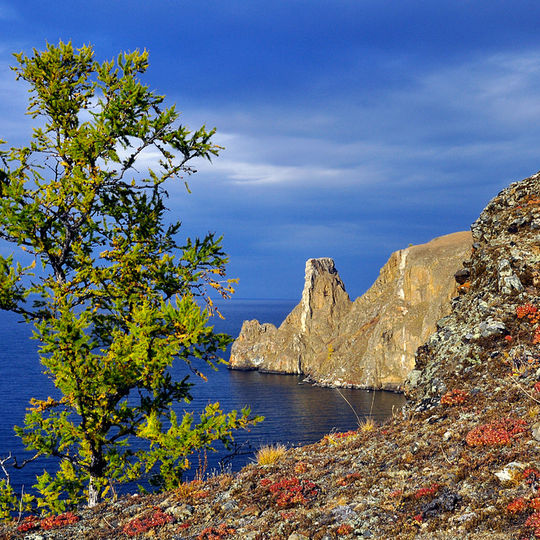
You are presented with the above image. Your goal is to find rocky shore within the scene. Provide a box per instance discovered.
[0,172,539,539]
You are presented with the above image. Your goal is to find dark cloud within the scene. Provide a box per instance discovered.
[1,2,540,297]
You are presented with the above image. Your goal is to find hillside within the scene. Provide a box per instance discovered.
[1,172,539,539]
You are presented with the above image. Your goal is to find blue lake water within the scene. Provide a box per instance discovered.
[0,299,405,492]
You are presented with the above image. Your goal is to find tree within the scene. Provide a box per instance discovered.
[0,41,261,512]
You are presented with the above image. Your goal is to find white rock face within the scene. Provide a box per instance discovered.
[229,231,472,390]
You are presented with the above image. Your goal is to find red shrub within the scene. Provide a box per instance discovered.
[440,389,468,406]
[507,497,527,514]
[197,523,235,540]
[516,304,538,320]
[524,468,540,486]
[40,512,79,530]
[17,516,39,532]
[414,484,439,499]
[525,512,540,537]
[265,477,319,507]
[336,523,353,535]
[122,508,173,537]
[465,418,527,447]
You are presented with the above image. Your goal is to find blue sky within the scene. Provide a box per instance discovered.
[1,1,540,299]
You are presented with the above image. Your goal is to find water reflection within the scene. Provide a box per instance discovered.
[226,370,405,446]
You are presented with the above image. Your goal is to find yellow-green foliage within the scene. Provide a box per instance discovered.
[255,444,287,465]
[359,417,376,433]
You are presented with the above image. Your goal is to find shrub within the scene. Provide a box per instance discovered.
[359,417,376,432]
[122,508,173,537]
[525,512,540,538]
[507,497,527,514]
[465,418,527,447]
[262,477,319,507]
[197,523,235,539]
[413,484,439,499]
[440,389,468,406]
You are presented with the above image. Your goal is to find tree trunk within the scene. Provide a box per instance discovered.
[88,474,99,508]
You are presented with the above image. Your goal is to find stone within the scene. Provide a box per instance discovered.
[478,320,507,338]
[497,258,524,294]
[454,268,471,284]
[407,369,422,387]
[532,422,540,442]
[230,231,472,389]
[494,462,526,483]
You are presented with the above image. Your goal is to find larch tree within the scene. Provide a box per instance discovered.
[0,41,260,513]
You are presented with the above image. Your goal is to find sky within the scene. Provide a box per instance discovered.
[1,1,540,300]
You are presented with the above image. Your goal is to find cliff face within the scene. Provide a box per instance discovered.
[230,231,472,389]
[406,172,540,404]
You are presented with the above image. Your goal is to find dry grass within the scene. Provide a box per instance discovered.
[255,443,287,465]
[359,417,376,432]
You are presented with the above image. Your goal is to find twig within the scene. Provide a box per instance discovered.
[439,442,453,464]
[504,377,540,404]
[16,485,25,525]
[0,453,12,484]
[334,387,362,426]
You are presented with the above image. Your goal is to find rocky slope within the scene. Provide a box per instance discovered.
[0,172,538,539]
[230,232,472,390]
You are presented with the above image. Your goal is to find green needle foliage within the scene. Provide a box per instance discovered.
[0,41,261,513]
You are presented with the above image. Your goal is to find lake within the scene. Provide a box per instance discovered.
[0,298,406,491]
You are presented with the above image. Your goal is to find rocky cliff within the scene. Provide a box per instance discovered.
[230,231,472,390]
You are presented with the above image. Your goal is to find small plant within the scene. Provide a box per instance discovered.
[440,389,468,406]
[359,417,376,432]
[262,477,319,507]
[507,497,527,514]
[525,512,540,538]
[197,522,235,539]
[323,430,359,445]
[337,472,363,487]
[40,512,80,531]
[465,417,528,447]
[524,467,540,487]
[17,516,39,533]
[122,508,173,537]
[516,303,539,321]
[175,479,205,500]
[516,303,540,345]
[336,523,353,535]
[255,443,287,465]
[16,512,80,533]
[413,483,439,499]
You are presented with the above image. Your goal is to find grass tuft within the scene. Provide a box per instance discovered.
[255,443,287,465]
[359,417,376,432]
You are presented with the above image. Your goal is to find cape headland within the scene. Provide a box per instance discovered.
[229,231,472,390]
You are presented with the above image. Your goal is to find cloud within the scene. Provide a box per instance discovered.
[186,49,540,200]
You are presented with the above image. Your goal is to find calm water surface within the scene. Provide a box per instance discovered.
[0,299,406,490]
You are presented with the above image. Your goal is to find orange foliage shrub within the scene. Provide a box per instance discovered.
[465,418,527,447]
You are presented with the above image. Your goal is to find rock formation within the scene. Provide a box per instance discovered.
[406,172,540,404]
[230,231,472,390]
